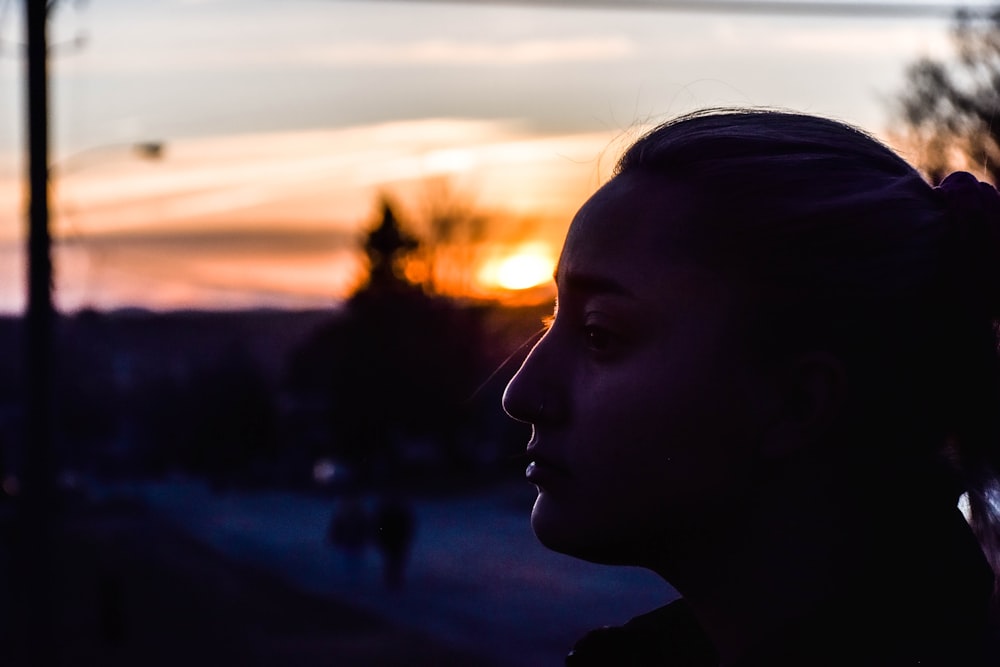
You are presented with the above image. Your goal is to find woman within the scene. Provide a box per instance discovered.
[502,109,1000,666]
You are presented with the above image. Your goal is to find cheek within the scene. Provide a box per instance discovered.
[581,361,761,511]
[580,359,751,477]
[530,341,768,561]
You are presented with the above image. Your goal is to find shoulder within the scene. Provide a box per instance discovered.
[565,599,716,667]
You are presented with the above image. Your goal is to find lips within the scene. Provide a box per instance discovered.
[525,448,572,484]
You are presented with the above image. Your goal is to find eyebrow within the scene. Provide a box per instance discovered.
[554,269,636,298]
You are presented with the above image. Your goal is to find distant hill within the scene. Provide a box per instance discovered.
[0,308,340,386]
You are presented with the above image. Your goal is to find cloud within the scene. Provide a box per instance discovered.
[60,36,638,74]
[38,227,365,312]
[768,24,953,58]
[69,227,357,254]
[0,119,610,239]
[302,36,637,67]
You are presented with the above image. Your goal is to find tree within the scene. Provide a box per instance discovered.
[287,196,491,478]
[409,178,490,296]
[361,195,420,295]
[895,8,1000,185]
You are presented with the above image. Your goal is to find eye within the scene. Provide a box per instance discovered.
[583,324,614,352]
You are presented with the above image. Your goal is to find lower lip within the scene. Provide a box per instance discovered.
[525,460,569,486]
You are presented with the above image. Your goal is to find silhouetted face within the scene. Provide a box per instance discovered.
[503,173,775,567]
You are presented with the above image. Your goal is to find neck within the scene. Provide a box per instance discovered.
[640,460,979,666]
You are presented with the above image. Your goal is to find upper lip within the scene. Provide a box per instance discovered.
[526,445,571,476]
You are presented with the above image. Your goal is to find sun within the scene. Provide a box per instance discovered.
[479,243,555,291]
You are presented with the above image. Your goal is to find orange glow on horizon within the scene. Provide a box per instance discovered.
[0,119,608,312]
[478,243,557,293]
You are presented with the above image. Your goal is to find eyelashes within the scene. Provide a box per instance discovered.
[540,313,618,354]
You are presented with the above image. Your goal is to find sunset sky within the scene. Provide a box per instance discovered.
[0,0,987,312]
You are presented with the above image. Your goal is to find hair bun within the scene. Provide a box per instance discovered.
[934,171,1000,316]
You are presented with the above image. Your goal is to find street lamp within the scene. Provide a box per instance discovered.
[49,141,166,178]
[20,2,55,661]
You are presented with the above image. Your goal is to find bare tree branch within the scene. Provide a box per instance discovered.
[893,10,1000,184]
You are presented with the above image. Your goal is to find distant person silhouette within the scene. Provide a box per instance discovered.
[503,109,1000,666]
[372,495,415,590]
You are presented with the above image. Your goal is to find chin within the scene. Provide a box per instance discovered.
[530,494,640,566]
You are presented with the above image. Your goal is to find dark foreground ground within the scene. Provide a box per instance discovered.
[0,497,488,667]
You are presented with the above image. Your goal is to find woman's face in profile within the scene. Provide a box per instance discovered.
[503,173,776,567]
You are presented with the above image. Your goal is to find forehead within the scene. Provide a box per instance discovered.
[559,173,696,289]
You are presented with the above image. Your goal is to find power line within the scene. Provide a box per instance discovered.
[349,0,994,17]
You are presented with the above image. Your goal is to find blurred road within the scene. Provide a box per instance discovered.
[0,494,486,667]
[88,476,675,666]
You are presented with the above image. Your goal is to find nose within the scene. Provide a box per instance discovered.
[502,330,553,424]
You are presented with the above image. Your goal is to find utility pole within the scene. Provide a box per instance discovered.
[19,0,55,661]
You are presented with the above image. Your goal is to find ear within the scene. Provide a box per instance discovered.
[758,350,848,461]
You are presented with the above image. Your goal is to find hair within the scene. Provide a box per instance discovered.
[615,108,1000,579]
